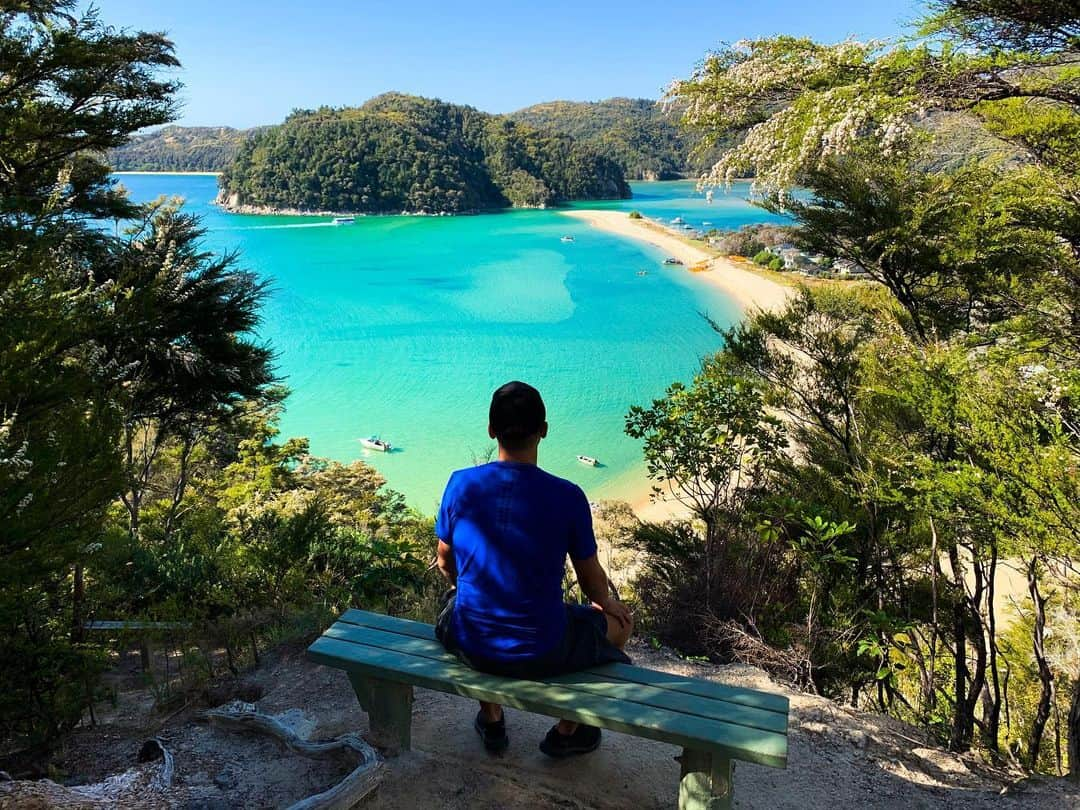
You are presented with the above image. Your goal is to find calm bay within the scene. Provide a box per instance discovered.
[116,174,785,511]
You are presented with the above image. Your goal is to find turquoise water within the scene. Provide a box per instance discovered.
[116,175,786,512]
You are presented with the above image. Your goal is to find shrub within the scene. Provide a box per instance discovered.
[753,250,773,265]
[768,256,785,271]
[626,519,797,660]
[628,210,643,219]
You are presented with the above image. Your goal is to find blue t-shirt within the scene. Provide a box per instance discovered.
[435,461,598,662]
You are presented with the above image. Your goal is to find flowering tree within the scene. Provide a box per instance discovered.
[657,0,1080,770]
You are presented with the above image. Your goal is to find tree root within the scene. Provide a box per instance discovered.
[0,705,381,810]
[202,701,383,810]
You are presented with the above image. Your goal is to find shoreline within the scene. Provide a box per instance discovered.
[565,209,798,522]
[561,209,796,315]
[113,170,222,176]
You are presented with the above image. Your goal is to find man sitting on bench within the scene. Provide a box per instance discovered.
[434,380,633,757]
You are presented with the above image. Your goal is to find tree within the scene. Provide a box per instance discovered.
[663,1,1080,767]
[0,2,276,758]
[626,356,785,535]
[624,358,792,662]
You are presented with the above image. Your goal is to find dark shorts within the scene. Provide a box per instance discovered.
[434,589,632,680]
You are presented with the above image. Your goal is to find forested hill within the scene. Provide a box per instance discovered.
[109,98,713,181]
[509,98,716,180]
[218,94,631,214]
[108,125,255,172]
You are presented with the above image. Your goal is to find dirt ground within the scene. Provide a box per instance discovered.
[15,636,1077,809]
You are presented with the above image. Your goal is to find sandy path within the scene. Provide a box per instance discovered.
[561,209,796,315]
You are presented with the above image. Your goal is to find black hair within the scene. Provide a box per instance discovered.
[489,381,546,450]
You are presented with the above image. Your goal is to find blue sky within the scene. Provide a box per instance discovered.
[94,1,921,128]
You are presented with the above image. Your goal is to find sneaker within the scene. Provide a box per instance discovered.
[473,710,509,753]
[539,723,602,758]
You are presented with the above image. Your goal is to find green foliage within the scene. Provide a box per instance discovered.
[768,256,784,271]
[220,94,631,214]
[633,0,1080,762]
[764,149,1061,342]
[753,250,772,265]
[0,3,434,765]
[0,0,186,757]
[628,209,643,219]
[626,355,786,523]
[91,402,434,626]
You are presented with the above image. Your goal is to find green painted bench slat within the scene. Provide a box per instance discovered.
[323,622,787,736]
[308,633,788,768]
[337,608,789,716]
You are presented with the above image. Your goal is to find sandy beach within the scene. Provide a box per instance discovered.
[562,209,796,315]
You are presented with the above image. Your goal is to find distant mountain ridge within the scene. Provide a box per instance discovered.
[217,93,631,214]
[108,125,257,172]
[108,97,719,182]
[509,97,715,181]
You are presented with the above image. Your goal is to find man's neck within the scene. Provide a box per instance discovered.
[497,446,538,465]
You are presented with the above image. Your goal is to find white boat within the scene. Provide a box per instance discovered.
[560,235,575,243]
[576,454,599,467]
[332,216,355,225]
[671,216,685,225]
[360,436,392,452]
[663,257,683,266]
[705,190,714,204]
[636,270,648,277]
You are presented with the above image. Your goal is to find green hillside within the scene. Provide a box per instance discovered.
[510,98,713,180]
[108,125,255,172]
[218,94,631,214]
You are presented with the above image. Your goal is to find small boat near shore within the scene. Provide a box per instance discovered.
[560,235,575,243]
[576,454,599,467]
[671,216,685,225]
[360,436,392,452]
[663,257,683,266]
[332,216,355,225]
[636,270,648,277]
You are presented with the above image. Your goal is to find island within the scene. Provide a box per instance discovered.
[217,93,632,215]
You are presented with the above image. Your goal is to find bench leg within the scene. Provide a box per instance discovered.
[678,747,733,810]
[348,673,413,753]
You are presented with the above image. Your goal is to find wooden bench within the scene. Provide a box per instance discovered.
[307,609,789,810]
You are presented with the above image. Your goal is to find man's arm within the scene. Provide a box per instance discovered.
[572,554,631,629]
[436,539,457,586]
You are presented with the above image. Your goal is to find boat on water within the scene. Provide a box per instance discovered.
[636,270,648,277]
[663,257,683,266]
[576,454,599,467]
[360,436,392,452]
[671,216,685,225]
[332,216,355,225]
[702,221,713,226]
[560,235,575,243]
